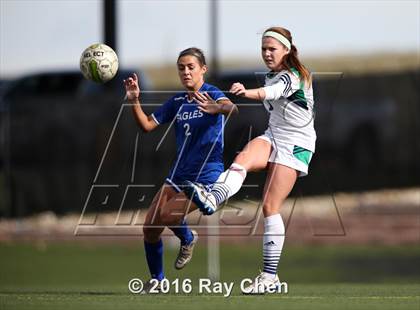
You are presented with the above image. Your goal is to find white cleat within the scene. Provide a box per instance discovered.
[174,230,198,270]
[242,272,281,295]
[183,181,217,215]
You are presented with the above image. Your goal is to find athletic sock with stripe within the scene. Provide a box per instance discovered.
[210,163,247,205]
[263,214,285,277]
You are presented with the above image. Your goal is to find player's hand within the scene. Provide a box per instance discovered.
[230,82,247,97]
[193,92,221,114]
[123,73,140,101]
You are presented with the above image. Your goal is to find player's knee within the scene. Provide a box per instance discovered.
[262,200,280,217]
[159,208,176,226]
[234,151,264,172]
[142,225,153,237]
[234,151,249,168]
[159,214,171,226]
[143,224,161,242]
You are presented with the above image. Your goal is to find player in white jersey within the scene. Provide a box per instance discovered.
[183,27,316,294]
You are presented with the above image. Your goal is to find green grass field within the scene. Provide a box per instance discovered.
[1,242,419,309]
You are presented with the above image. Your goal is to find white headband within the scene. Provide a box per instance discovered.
[263,31,291,50]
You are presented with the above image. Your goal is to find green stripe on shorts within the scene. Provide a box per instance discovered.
[293,145,312,165]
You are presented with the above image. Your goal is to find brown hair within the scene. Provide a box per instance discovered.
[264,27,311,85]
[177,47,207,66]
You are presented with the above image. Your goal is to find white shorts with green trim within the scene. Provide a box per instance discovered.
[257,133,313,177]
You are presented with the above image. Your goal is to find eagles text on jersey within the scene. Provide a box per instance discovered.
[151,83,229,187]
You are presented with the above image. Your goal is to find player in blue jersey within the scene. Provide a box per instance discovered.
[124,47,237,293]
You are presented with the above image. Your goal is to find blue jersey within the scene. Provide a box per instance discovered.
[151,83,228,187]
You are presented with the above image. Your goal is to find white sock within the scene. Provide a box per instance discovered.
[211,163,247,205]
[263,214,285,277]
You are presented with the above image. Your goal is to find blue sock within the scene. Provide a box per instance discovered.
[169,219,194,246]
[144,239,164,280]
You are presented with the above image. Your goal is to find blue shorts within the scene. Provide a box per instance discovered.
[165,174,218,193]
[165,163,223,193]
[164,178,213,193]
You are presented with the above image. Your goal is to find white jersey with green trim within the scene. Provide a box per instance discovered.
[262,68,316,152]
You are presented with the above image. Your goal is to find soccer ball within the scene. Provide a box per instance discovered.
[80,43,119,83]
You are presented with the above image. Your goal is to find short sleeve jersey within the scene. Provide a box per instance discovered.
[151,83,228,185]
[262,68,316,152]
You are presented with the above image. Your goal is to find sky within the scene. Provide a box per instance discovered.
[0,0,419,77]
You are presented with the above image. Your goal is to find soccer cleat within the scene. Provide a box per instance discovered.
[174,230,198,270]
[183,181,217,215]
[242,272,281,295]
[140,278,169,294]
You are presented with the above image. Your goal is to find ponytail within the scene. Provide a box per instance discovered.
[284,44,312,86]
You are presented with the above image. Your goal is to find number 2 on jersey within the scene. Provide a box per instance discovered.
[183,123,191,136]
